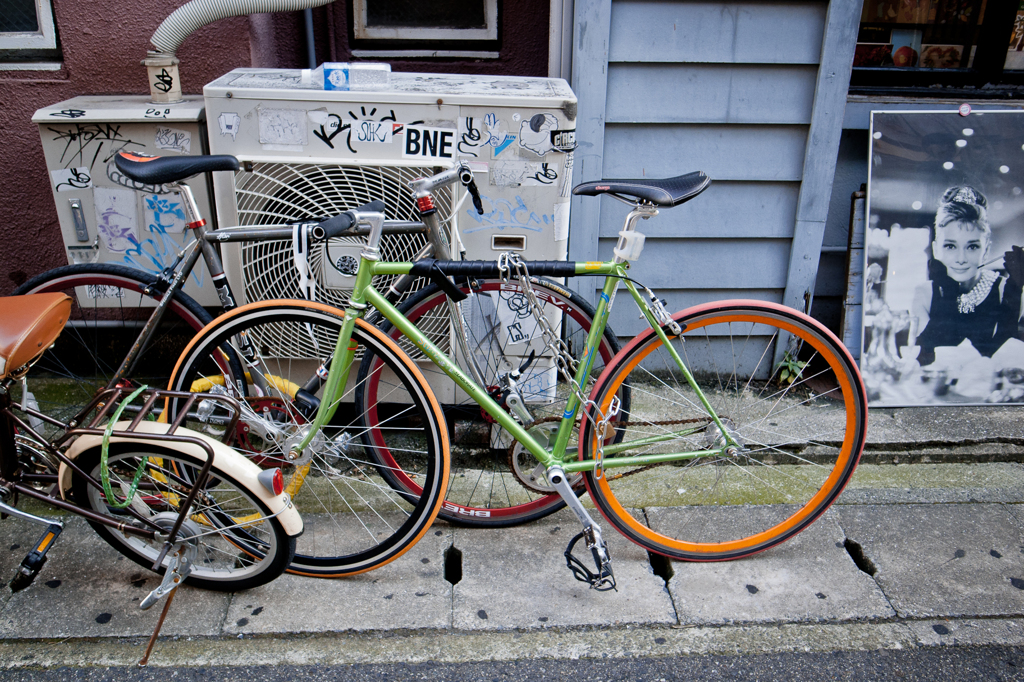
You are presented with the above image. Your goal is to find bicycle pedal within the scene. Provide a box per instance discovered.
[564,531,617,592]
[9,523,63,593]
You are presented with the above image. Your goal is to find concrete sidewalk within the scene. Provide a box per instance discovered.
[0,405,1022,668]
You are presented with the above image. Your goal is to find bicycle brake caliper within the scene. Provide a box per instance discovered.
[646,287,682,336]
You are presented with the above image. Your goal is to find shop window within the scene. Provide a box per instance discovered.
[852,1,1024,93]
[0,0,57,52]
[352,0,498,43]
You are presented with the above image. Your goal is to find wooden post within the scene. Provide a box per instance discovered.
[782,0,861,315]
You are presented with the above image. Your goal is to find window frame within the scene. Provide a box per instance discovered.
[850,0,1024,95]
[0,0,57,51]
[352,0,498,42]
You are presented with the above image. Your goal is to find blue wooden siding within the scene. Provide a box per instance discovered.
[570,0,858,341]
[607,1,827,64]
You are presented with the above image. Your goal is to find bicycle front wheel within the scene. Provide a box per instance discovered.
[14,264,212,433]
[358,277,624,528]
[580,300,867,561]
[71,443,295,592]
[167,301,449,577]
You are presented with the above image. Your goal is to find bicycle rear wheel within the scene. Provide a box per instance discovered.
[71,443,295,591]
[167,301,449,577]
[580,300,867,561]
[358,277,625,527]
[14,263,213,434]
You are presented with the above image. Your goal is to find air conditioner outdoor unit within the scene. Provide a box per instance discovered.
[203,69,577,400]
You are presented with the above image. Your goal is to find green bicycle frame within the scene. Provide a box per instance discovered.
[292,254,740,472]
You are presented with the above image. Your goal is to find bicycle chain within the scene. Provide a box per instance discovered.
[506,415,715,484]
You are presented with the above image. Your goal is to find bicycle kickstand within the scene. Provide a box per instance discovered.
[546,465,617,591]
[138,541,196,667]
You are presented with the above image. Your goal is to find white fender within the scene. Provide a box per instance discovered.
[58,421,303,537]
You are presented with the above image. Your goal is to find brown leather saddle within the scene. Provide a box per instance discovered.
[0,293,72,381]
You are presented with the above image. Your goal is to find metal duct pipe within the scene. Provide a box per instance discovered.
[145,0,334,102]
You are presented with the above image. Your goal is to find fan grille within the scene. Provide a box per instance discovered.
[233,162,453,358]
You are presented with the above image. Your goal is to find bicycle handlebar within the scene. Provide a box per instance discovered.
[312,200,386,240]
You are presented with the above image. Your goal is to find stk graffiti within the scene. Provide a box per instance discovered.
[311,107,424,154]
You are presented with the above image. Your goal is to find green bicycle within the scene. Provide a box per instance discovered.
[169,169,868,587]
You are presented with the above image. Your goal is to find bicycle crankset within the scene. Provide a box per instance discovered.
[507,422,582,493]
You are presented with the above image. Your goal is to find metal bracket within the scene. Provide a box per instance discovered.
[140,540,196,611]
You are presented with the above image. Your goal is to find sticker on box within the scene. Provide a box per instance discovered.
[51,167,92,192]
[154,126,191,154]
[402,125,456,160]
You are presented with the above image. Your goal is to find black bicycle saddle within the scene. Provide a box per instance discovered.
[572,171,710,207]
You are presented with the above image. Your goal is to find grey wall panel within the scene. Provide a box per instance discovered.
[596,238,791,289]
[595,181,800,239]
[606,63,818,125]
[605,288,784,336]
[603,123,809,181]
[568,0,614,266]
[609,0,827,65]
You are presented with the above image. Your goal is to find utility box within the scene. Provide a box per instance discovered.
[33,95,219,306]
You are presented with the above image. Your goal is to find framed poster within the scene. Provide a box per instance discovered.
[864,110,1024,406]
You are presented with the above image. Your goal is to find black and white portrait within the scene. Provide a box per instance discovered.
[863,110,1024,406]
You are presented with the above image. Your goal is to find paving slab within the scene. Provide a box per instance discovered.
[908,617,1024,647]
[649,507,894,625]
[225,519,453,634]
[0,517,229,638]
[837,503,1024,618]
[1005,502,1024,527]
[867,406,1024,454]
[452,508,676,630]
[837,462,1024,505]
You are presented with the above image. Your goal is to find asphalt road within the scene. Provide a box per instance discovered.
[2,645,1023,681]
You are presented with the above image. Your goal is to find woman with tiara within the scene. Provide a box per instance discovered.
[911,185,1024,367]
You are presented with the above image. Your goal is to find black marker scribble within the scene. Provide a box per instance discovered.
[458,116,483,157]
[106,161,169,194]
[312,113,345,150]
[48,123,144,170]
[530,163,558,185]
[153,68,175,94]
[50,109,86,119]
[54,167,92,191]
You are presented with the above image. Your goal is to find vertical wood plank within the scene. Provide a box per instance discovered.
[782,0,860,314]
[841,190,866,359]
[568,0,613,283]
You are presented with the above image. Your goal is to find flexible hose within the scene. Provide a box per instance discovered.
[150,0,335,57]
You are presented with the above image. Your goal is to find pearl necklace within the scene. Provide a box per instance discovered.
[957,269,998,314]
